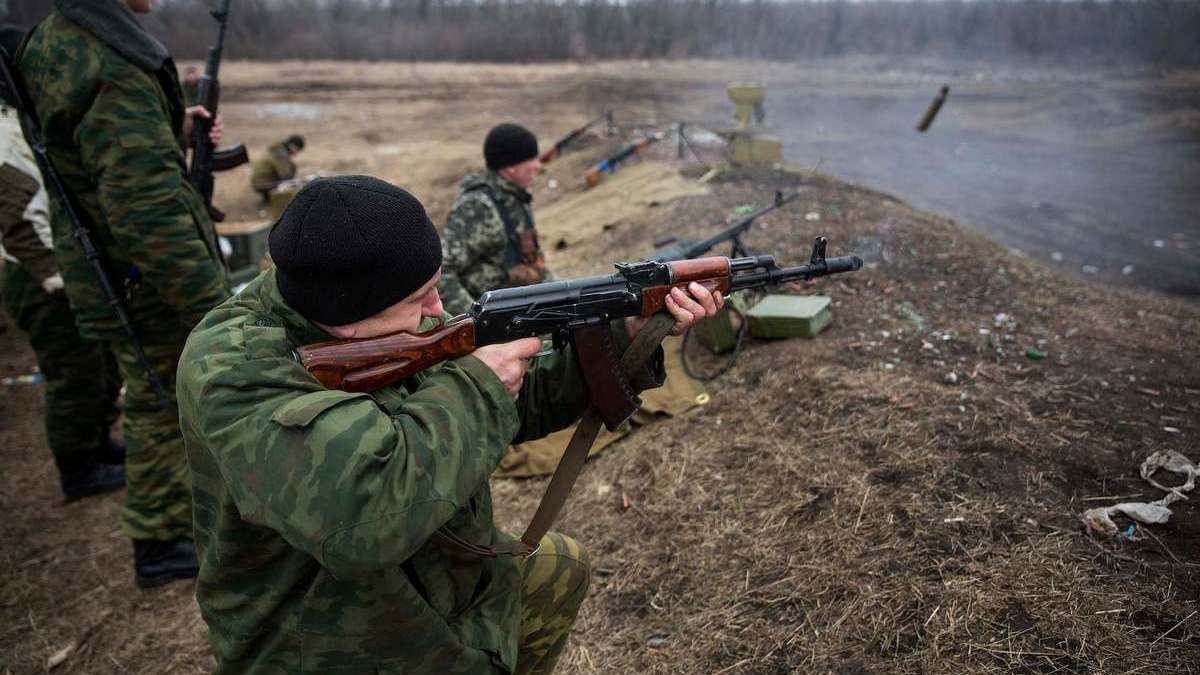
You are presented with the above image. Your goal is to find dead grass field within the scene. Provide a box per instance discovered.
[1,61,1197,674]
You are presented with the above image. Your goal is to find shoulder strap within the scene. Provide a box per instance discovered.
[464,183,523,269]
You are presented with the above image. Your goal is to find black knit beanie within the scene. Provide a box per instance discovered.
[269,176,442,326]
[285,134,305,152]
[484,123,539,170]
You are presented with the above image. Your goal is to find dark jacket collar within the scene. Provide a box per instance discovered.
[56,0,169,73]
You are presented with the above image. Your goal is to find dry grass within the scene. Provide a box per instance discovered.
[1,61,1197,674]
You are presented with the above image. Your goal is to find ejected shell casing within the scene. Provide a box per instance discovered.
[916,85,950,132]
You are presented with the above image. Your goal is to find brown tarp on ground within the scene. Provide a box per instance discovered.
[495,336,707,478]
[534,160,709,250]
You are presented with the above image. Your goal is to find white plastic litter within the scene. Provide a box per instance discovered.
[1082,450,1197,537]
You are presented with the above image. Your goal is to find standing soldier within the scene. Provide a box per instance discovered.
[440,123,554,315]
[18,0,231,588]
[1,25,124,502]
[249,134,304,206]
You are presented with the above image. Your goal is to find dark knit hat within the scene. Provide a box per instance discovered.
[269,176,441,326]
[484,123,539,170]
[284,134,305,152]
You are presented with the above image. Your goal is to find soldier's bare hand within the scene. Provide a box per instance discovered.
[183,105,223,145]
[473,337,541,399]
[626,282,724,338]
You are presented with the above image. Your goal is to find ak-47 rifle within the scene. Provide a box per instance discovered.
[0,41,170,406]
[650,190,801,262]
[540,111,609,164]
[297,236,860,397]
[298,236,860,560]
[188,0,249,223]
[583,132,664,188]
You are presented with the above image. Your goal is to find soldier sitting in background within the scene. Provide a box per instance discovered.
[1,24,124,502]
[439,123,554,315]
[250,134,304,206]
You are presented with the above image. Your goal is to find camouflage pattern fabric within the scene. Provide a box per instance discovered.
[110,326,194,540]
[440,170,554,316]
[178,269,654,673]
[3,257,121,468]
[19,7,230,339]
[20,3,230,540]
[1,107,120,478]
[516,532,590,675]
[250,143,297,197]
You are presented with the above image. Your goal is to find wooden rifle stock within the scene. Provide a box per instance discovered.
[297,316,477,392]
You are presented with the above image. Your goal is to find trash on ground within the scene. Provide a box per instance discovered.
[1082,450,1198,537]
[2,372,45,386]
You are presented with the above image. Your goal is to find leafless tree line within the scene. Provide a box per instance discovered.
[5,0,1199,65]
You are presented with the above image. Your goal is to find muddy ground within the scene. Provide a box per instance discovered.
[1,61,1197,674]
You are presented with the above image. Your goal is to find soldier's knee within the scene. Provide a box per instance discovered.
[546,532,590,597]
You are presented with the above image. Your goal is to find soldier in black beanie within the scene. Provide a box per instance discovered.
[439,122,554,316]
[177,174,721,673]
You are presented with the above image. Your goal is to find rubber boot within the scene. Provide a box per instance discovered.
[96,436,126,465]
[133,536,200,589]
[59,458,125,502]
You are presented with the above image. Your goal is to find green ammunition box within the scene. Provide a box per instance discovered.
[746,294,832,339]
[267,184,300,220]
[727,133,783,166]
[691,293,749,354]
[216,219,273,287]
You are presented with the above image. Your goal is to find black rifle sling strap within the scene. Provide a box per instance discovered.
[465,183,523,271]
[431,312,676,558]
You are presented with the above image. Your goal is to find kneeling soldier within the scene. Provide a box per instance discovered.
[177,176,719,673]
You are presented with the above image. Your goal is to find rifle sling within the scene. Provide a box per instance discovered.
[432,312,675,558]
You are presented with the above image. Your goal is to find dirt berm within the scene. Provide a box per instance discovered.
[1,156,1196,673]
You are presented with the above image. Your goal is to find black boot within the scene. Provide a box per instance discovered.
[134,536,200,589]
[60,459,125,502]
[96,436,126,465]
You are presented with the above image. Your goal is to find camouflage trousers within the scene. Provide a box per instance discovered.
[516,532,591,675]
[108,327,193,541]
[2,263,120,467]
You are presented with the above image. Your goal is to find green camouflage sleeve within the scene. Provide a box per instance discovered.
[77,59,228,324]
[189,341,521,578]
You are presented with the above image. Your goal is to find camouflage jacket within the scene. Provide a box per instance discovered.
[250,143,296,193]
[0,105,56,283]
[18,0,229,339]
[439,170,554,316]
[178,268,622,674]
